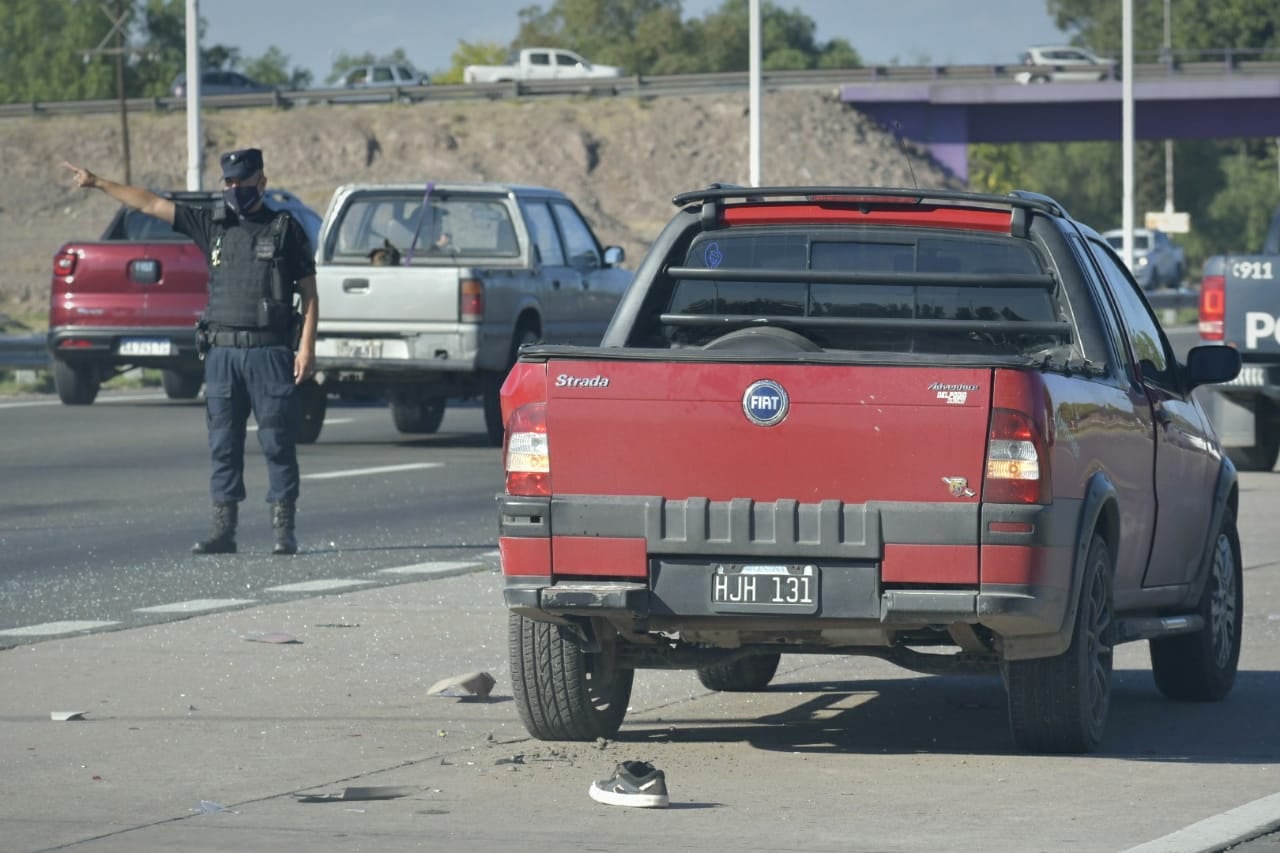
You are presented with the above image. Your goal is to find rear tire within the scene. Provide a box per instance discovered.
[295,379,326,445]
[390,394,446,434]
[697,653,781,692]
[1005,533,1114,754]
[161,369,202,400]
[53,360,99,405]
[1150,511,1242,701]
[509,613,633,741]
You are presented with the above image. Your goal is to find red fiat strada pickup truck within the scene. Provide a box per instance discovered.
[47,189,320,406]
[497,185,1244,754]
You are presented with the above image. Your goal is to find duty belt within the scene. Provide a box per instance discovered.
[209,329,287,348]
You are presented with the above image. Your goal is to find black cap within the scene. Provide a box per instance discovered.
[220,148,263,181]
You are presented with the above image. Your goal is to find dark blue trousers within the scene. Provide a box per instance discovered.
[203,345,299,504]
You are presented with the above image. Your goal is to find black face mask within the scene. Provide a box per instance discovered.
[223,183,262,216]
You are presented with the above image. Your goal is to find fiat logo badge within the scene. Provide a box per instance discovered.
[742,379,789,427]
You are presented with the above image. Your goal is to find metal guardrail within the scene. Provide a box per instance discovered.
[0,335,48,371]
[2,56,1280,118]
[0,291,1199,372]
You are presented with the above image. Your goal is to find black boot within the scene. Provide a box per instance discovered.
[272,501,298,555]
[192,502,237,554]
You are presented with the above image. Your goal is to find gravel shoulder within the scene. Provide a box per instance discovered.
[0,90,955,320]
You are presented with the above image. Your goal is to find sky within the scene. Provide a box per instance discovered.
[201,0,1066,82]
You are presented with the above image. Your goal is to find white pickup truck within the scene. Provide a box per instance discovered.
[463,47,622,84]
[307,182,632,445]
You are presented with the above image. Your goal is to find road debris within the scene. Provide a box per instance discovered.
[192,800,237,814]
[426,671,496,699]
[50,710,87,721]
[243,632,301,644]
[293,786,419,803]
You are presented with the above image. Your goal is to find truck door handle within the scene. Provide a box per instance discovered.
[343,278,370,292]
[551,280,561,289]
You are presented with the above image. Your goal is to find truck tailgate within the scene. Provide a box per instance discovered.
[1223,255,1280,355]
[316,263,461,328]
[51,242,207,328]
[545,360,993,504]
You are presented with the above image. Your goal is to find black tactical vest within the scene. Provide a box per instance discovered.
[205,212,292,330]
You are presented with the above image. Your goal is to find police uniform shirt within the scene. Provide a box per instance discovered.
[173,203,316,291]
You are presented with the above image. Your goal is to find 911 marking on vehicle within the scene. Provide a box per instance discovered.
[742,379,789,426]
[555,374,611,388]
[1232,260,1274,280]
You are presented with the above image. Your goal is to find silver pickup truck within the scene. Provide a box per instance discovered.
[308,182,632,445]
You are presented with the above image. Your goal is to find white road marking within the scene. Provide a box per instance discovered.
[482,549,500,558]
[0,393,166,409]
[249,417,353,432]
[134,598,256,614]
[377,561,482,576]
[0,620,119,636]
[264,579,374,593]
[303,462,442,480]
[1120,790,1280,853]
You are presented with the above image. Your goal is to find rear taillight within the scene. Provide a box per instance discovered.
[505,402,549,496]
[1199,274,1224,340]
[460,277,484,323]
[53,250,77,277]
[984,408,1050,504]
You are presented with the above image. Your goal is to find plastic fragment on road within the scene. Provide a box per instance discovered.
[293,786,419,803]
[192,800,237,814]
[243,632,301,644]
[50,710,87,721]
[426,670,496,699]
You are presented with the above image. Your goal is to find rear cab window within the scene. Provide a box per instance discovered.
[327,192,520,262]
[650,222,1065,357]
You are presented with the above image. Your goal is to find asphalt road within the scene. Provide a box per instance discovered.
[0,390,504,643]
[2,339,1279,852]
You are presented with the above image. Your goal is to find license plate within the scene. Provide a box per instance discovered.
[712,564,819,614]
[335,338,384,359]
[117,338,172,357]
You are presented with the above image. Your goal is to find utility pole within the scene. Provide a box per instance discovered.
[1163,0,1174,213]
[83,0,136,184]
[748,0,761,186]
[1122,0,1135,271]
[185,0,202,191]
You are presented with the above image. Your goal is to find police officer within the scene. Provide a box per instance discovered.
[63,149,319,555]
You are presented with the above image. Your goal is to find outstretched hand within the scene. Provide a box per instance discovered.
[62,161,98,190]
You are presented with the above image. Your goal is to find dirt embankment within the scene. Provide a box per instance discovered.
[0,89,956,323]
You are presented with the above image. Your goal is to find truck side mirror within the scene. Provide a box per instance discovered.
[604,246,625,267]
[1184,344,1241,390]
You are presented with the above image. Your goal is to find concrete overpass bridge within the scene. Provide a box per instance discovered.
[840,72,1280,181]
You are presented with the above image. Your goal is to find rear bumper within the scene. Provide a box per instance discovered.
[47,326,200,368]
[499,494,1082,659]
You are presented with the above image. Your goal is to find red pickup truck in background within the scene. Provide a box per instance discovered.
[47,189,321,405]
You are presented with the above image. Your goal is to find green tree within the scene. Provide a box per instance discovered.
[510,0,860,75]
[438,41,512,85]
[968,143,1026,195]
[968,1,1280,274]
[243,46,313,90]
[1048,0,1277,59]
[0,0,117,103]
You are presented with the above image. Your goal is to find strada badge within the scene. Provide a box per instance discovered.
[555,374,611,388]
[742,379,789,426]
